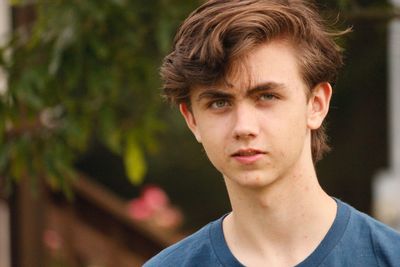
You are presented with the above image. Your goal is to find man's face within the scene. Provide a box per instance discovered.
[180,40,331,189]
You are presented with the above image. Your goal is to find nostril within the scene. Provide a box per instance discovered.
[234,131,256,140]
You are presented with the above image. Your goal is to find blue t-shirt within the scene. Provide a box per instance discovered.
[143,199,400,266]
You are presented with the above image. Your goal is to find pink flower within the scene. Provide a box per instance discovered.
[127,184,184,229]
[127,198,153,220]
[43,229,62,251]
[154,206,183,228]
[142,185,169,211]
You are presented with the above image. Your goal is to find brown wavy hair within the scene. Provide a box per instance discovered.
[160,0,349,162]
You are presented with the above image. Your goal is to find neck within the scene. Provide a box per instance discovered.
[222,155,337,266]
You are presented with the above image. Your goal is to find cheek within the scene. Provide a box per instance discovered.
[270,107,307,133]
[198,126,226,158]
[269,111,308,152]
[201,142,227,174]
[197,116,231,141]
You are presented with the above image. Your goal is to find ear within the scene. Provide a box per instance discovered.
[307,82,332,130]
[179,103,202,143]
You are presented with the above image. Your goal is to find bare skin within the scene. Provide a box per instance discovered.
[223,159,336,266]
[180,40,337,266]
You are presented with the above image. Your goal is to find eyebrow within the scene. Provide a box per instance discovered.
[246,82,285,96]
[196,90,234,102]
[196,81,285,102]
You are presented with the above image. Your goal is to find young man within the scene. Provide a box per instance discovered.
[144,0,400,266]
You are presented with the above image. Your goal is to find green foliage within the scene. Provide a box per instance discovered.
[125,132,147,185]
[0,0,198,195]
[1,0,388,200]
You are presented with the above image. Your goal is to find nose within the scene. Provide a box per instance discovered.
[232,103,259,140]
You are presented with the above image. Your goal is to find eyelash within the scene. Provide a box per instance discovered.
[208,99,231,109]
[206,93,278,110]
[258,93,277,101]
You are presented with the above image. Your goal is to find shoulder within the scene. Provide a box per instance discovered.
[341,201,400,265]
[143,219,223,267]
[345,201,400,242]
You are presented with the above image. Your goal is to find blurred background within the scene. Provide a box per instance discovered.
[0,0,399,266]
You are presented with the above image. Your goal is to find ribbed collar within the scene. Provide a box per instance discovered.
[209,198,350,267]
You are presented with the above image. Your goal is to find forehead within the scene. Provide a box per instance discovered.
[191,39,306,96]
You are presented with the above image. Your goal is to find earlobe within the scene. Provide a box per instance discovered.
[307,82,332,130]
[179,103,202,143]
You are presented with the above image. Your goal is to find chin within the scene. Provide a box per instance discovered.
[225,171,279,189]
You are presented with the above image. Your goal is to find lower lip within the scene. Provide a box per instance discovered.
[233,154,264,164]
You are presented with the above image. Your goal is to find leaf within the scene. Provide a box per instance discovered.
[104,129,122,154]
[124,135,146,185]
[0,142,10,172]
[1,0,172,194]
[9,0,22,6]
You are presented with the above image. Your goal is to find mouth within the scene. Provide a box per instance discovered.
[231,149,266,157]
[231,149,266,165]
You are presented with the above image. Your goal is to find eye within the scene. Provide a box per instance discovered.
[210,99,230,109]
[259,93,276,101]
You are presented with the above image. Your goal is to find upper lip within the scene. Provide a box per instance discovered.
[231,148,266,157]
